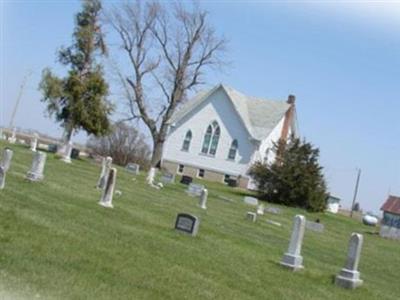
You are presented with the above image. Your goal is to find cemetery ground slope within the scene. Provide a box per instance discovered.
[0,141,399,300]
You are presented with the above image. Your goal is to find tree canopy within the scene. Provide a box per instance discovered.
[39,0,112,140]
[249,138,328,212]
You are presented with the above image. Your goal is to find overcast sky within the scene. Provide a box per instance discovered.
[1,0,399,214]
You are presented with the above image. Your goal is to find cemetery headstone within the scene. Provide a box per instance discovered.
[218,195,235,203]
[160,172,175,184]
[48,144,58,153]
[180,175,193,185]
[257,204,265,215]
[99,167,117,208]
[244,196,258,206]
[97,156,112,189]
[30,134,38,152]
[335,233,364,289]
[199,189,208,209]
[306,220,325,233]
[227,179,237,187]
[125,163,140,175]
[8,127,16,144]
[0,166,6,189]
[186,183,205,197]
[265,207,281,214]
[175,213,200,236]
[26,151,47,182]
[1,148,13,172]
[61,142,73,163]
[266,219,282,227]
[246,212,257,222]
[71,148,80,159]
[280,214,306,271]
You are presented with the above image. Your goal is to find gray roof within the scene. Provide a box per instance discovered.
[169,84,291,141]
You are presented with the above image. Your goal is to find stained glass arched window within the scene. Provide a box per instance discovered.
[182,130,192,151]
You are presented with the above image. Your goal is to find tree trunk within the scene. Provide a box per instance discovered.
[150,140,164,168]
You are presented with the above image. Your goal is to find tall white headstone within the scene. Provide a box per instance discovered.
[1,148,13,172]
[97,156,112,189]
[8,128,17,144]
[0,166,6,189]
[61,141,73,163]
[199,189,208,209]
[26,151,47,182]
[146,167,156,185]
[280,214,306,271]
[30,134,38,152]
[335,233,364,289]
[99,168,117,208]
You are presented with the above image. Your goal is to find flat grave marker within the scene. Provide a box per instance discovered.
[244,196,258,206]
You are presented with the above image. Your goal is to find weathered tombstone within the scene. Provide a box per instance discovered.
[244,196,258,206]
[97,156,112,189]
[0,166,6,189]
[8,127,16,144]
[99,168,117,208]
[335,233,364,289]
[30,134,38,152]
[199,189,208,209]
[26,151,47,182]
[180,175,193,185]
[61,142,73,163]
[280,214,306,271]
[71,148,80,160]
[175,213,199,236]
[1,148,13,172]
[306,220,325,233]
[265,207,281,214]
[125,163,140,175]
[186,183,205,197]
[266,219,282,227]
[257,204,265,215]
[246,212,257,222]
[48,144,58,153]
[160,172,175,184]
[218,195,235,203]
[146,167,156,185]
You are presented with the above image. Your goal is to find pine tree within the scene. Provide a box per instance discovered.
[249,138,328,212]
[39,0,112,144]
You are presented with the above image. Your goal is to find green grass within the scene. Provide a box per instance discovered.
[0,140,399,300]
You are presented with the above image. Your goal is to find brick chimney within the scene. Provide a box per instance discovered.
[287,94,296,105]
[277,94,296,158]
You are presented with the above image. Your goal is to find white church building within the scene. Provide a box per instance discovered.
[161,84,297,189]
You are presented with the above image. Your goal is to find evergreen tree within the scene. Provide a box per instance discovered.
[39,0,112,143]
[249,138,328,212]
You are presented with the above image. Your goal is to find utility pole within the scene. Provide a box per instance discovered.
[9,71,32,129]
[350,168,362,218]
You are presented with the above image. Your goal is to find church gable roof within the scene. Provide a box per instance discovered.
[381,195,400,215]
[168,84,291,141]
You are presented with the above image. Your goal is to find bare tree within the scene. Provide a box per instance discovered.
[87,121,151,169]
[105,1,227,167]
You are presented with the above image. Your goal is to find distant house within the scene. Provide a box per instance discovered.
[326,195,341,214]
[161,84,298,189]
[380,195,400,240]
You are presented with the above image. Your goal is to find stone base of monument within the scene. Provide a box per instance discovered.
[335,269,363,289]
[98,201,114,209]
[26,172,44,182]
[61,156,72,163]
[280,253,304,271]
[8,137,16,144]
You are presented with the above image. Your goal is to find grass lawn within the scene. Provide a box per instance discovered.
[0,140,399,299]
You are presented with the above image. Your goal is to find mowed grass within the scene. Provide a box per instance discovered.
[0,141,399,300]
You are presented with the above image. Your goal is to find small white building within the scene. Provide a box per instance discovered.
[326,195,341,214]
[380,195,400,240]
[161,84,298,189]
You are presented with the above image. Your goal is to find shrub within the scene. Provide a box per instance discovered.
[249,138,327,212]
